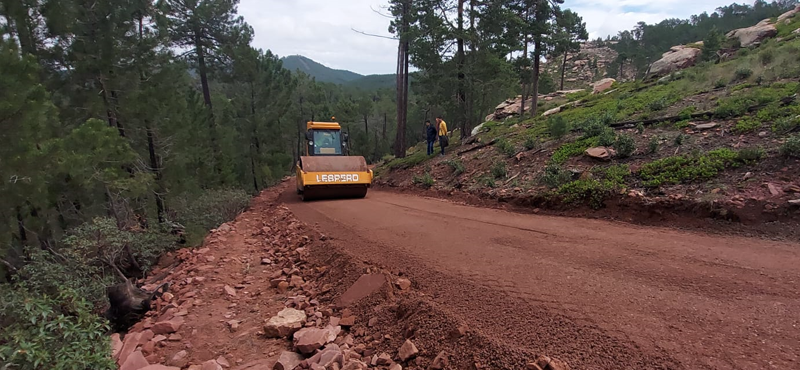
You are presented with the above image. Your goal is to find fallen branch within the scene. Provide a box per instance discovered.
[458,138,497,155]
[505,172,521,184]
[0,257,18,274]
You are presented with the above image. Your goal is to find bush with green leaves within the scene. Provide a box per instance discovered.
[551,137,599,164]
[412,172,435,188]
[523,135,539,150]
[734,117,762,133]
[781,135,800,158]
[541,164,573,188]
[18,217,177,308]
[772,116,800,134]
[558,179,612,209]
[734,67,753,81]
[0,285,116,370]
[547,116,569,139]
[495,138,517,157]
[648,136,661,154]
[674,133,685,146]
[445,159,465,175]
[172,188,250,233]
[491,161,508,179]
[638,148,752,187]
[614,134,636,158]
[596,127,617,147]
[737,147,765,163]
[759,50,774,65]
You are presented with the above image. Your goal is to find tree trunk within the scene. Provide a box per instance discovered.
[456,0,468,138]
[195,33,220,177]
[363,114,369,155]
[2,0,37,57]
[382,113,387,140]
[560,52,568,90]
[393,1,410,159]
[519,8,530,117]
[145,121,166,223]
[531,39,542,117]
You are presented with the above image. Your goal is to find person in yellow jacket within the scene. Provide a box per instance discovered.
[436,116,448,156]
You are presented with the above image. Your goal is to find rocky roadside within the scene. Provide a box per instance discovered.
[109,183,568,370]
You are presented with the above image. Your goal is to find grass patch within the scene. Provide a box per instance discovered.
[613,134,636,158]
[445,159,465,175]
[495,138,517,157]
[541,164,574,188]
[733,116,763,133]
[773,115,800,134]
[781,134,800,158]
[413,172,435,188]
[491,161,508,179]
[551,137,599,164]
[558,179,612,209]
[638,148,755,187]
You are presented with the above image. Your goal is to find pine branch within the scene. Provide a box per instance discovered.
[351,28,397,40]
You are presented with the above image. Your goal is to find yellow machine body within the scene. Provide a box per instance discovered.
[295,121,373,201]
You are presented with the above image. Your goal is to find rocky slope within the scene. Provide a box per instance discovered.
[375,9,800,240]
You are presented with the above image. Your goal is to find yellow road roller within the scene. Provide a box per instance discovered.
[296,120,373,201]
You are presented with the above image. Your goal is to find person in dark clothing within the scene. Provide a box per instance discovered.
[425,120,437,155]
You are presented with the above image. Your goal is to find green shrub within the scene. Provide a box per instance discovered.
[715,79,727,89]
[445,159,465,175]
[648,136,660,154]
[551,137,599,163]
[612,134,636,158]
[674,119,691,129]
[773,116,800,134]
[0,285,116,370]
[542,164,573,188]
[738,147,765,162]
[412,172,435,187]
[759,50,774,65]
[597,127,616,147]
[715,98,750,118]
[678,106,697,120]
[173,189,250,233]
[547,116,569,139]
[495,138,517,157]
[479,176,497,188]
[674,134,685,146]
[648,97,669,112]
[756,103,783,122]
[18,218,177,308]
[639,148,748,187]
[523,135,539,150]
[636,123,645,134]
[491,161,508,179]
[781,135,800,158]
[558,179,612,209]
[734,117,762,133]
[593,164,631,186]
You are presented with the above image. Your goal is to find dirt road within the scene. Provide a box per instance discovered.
[284,189,800,369]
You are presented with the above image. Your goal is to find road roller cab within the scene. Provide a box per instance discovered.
[296,120,373,201]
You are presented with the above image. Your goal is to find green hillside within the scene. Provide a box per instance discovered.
[281,55,364,84]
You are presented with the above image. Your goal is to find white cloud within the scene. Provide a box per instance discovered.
[238,0,752,75]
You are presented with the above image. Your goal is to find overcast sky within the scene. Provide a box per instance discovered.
[239,0,749,75]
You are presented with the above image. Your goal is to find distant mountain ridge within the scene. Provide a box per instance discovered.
[280,55,397,90]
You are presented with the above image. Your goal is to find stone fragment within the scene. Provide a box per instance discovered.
[274,351,304,370]
[152,317,184,335]
[264,308,307,338]
[120,351,149,370]
[398,340,419,362]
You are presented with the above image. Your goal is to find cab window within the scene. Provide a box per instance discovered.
[312,130,342,155]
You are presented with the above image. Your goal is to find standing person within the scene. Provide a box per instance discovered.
[436,116,448,156]
[425,120,437,155]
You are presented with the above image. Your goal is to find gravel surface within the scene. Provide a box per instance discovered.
[284,189,800,369]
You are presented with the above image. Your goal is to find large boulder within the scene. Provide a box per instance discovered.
[778,4,800,24]
[592,78,615,94]
[727,24,778,48]
[648,46,701,78]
